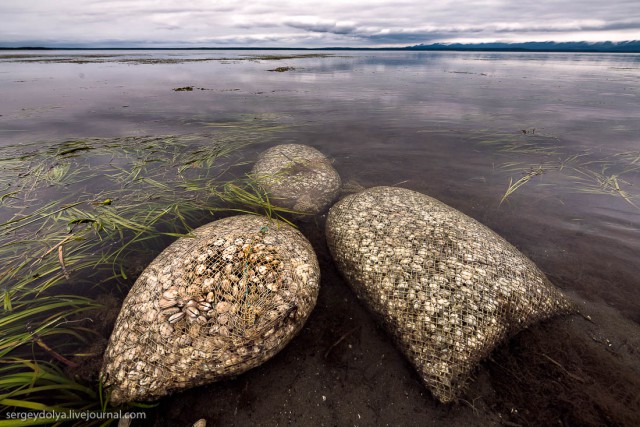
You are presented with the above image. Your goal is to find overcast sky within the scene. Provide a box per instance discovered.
[1,0,639,47]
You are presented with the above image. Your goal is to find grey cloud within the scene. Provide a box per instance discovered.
[1,0,639,47]
[284,20,357,35]
[154,23,183,31]
[361,32,453,45]
[604,21,640,31]
[234,22,281,30]
[492,20,640,33]
[193,32,327,47]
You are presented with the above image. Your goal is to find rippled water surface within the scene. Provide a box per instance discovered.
[2,50,639,313]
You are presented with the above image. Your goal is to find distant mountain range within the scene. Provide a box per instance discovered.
[406,41,640,52]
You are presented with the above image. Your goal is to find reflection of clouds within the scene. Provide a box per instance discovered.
[3,51,639,146]
[293,73,320,83]
[2,49,639,331]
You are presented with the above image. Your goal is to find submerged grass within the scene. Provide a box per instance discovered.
[471,129,640,207]
[499,166,546,205]
[0,359,100,426]
[0,118,296,424]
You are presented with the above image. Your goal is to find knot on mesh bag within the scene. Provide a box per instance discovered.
[326,186,572,403]
[101,215,320,404]
[251,144,341,214]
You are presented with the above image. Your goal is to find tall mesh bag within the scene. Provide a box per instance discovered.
[101,215,319,404]
[326,186,572,403]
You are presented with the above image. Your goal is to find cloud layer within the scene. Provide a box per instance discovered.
[1,0,638,47]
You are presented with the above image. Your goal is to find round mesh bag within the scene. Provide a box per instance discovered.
[251,144,341,214]
[326,186,572,403]
[101,215,320,404]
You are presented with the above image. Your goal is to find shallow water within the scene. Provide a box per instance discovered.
[1,50,639,425]
[2,50,639,313]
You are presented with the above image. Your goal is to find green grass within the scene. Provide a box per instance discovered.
[0,118,296,424]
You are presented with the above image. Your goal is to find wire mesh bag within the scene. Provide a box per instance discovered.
[101,215,320,404]
[251,144,341,214]
[326,186,572,403]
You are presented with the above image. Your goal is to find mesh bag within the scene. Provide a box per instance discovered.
[101,215,320,404]
[251,144,341,214]
[326,186,572,403]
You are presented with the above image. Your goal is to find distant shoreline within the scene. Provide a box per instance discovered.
[1,41,639,53]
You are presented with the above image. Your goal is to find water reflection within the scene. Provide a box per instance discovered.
[1,50,639,317]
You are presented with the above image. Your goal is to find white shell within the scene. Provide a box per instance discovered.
[102,215,320,404]
[326,186,571,403]
[251,144,341,214]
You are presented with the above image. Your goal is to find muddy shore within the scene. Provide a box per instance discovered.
[72,218,640,427]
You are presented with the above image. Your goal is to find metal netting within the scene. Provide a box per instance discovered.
[326,186,573,403]
[101,215,320,404]
[251,144,341,214]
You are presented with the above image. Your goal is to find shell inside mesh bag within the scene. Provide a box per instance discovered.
[251,144,341,214]
[101,215,320,404]
[326,186,572,403]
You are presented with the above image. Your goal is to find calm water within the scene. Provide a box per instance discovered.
[2,49,638,317]
[1,50,640,424]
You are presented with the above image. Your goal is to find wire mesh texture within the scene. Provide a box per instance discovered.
[101,215,320,404]
[251,144,341,214]
[326,186,572,403]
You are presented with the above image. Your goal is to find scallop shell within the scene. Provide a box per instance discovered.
[251,144,341,214]
[326,186,572,403]
[101,215,320,404]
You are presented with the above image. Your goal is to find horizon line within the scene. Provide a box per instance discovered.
[2,40,639,53]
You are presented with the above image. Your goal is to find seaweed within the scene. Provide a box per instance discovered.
[0,117,295,424]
